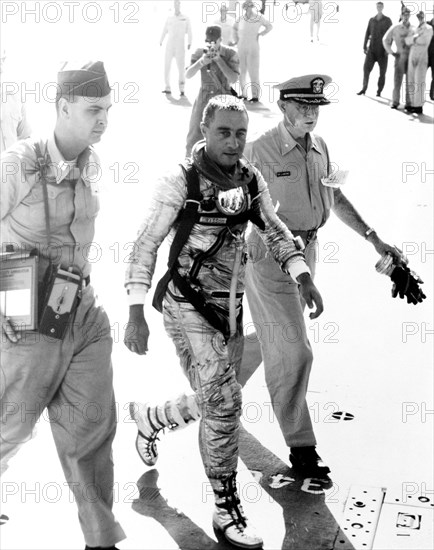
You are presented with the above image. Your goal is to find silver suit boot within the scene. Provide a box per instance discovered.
[211,473,263,549]
[129,394,200,466]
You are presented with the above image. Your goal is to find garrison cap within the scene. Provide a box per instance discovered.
[275,74,332,105]
[57,61,111,100]
[205,25,222,42]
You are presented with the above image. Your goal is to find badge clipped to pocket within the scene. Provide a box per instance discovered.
[39,266,82,339]
[321,170,349,188]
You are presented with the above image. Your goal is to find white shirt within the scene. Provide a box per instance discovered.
[160,13,192,46]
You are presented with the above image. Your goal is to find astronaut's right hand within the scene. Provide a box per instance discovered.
[124,305,149,355]
[0,311,21,344]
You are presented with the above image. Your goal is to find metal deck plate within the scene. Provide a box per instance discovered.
[373,486,434,550]
[336,485,385,549]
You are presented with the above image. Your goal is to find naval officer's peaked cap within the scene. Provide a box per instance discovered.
[57,61,111,99]
[275,74,332,105]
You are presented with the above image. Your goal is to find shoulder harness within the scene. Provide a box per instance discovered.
[152,161,265,337]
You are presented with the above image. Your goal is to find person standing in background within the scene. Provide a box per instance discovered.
[185,25,239,156]
[160,0,192,97]
[233,1,273,102]
[214,3,236,46]
[0,50,31,153]
[406,10,433,113]
[383,7,414,109]
[357,2,392,97]
[309,0,323,42]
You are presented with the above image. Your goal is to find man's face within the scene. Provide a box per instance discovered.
[376,3,384,14]
[402,11,410,23]
[201,109,248,170]
[61,94,112,147]
[174,0,180,15]
[280,100,320,136]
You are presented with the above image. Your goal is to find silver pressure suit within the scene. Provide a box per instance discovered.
[125,148,308,481]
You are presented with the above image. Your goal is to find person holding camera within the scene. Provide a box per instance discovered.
[185,25,239,156]
[0,61,125,550]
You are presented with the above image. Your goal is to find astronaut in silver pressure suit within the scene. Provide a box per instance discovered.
[124,95,323,549]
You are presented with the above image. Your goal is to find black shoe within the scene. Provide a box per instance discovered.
[391,103,399,109]
[289,446,331,478]
[356,90,366,95]
[162,89,171,95]
[412,106,423,114]
[404,104,415,113]
[376,91,381,97]
[248,97,259,103]
[180,91,185,97]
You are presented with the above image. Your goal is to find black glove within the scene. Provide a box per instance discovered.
[390,265,426,305]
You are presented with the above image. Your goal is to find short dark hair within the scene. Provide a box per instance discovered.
[202,95,248,127]
[376,2,384,6]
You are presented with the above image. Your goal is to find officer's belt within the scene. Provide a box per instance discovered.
[290,229,318,246]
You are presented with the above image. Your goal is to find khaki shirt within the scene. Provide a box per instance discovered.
[1,136,101,279]
[383,22,415,56]
[244,121,334,230]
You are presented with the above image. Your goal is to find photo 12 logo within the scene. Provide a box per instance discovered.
[1,2,142,24]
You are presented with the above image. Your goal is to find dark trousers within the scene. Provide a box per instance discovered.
[362,50,389,93]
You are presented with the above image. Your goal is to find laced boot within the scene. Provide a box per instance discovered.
[211,473,263,549]
[129,395,200,466]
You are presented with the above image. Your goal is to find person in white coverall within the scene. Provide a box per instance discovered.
[406,10,433,114]
[214,3,236,46]
[233,1,273,102]
[309,0,323,42]
[160,0,192,96]
[382,7,414,110]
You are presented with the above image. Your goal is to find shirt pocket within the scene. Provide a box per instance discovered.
[21,184,75,229]
[83,184,100,220]
[11,185,55,232]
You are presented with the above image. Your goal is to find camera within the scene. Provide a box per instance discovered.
[203,41,217,57]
